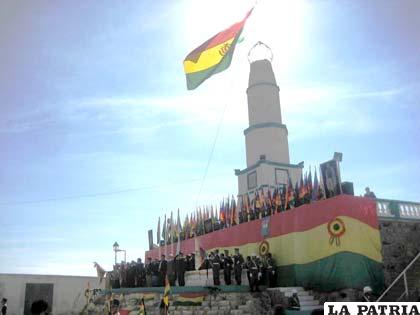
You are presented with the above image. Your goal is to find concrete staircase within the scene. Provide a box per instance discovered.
[267,286,323,311]
[378,252,420,301]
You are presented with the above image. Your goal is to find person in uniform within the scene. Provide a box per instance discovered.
[247,254,260,292]
[199,253,210,270]
[135,258,145,287]
[158,255,168,286]
[186,254,191,271]
[220,253,225,271]
[119,262,128,288]
[189,253,196,271]
[210,251,221,285]
[222,250,233,285]
[127,261,136,288]
[175,252,187,286]
[110,264,120,289]
[145,257,153,287]
[167,254,176,286]
[245,256,251,286]
[265,252,276,287]
[233,248,244,285]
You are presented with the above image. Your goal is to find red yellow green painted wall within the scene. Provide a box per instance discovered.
[146,195,384,292]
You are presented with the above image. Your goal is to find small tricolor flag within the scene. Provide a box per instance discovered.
[183,8,253,90]
[163,275,171,307]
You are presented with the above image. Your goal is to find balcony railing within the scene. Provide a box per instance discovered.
[376,198,420,220]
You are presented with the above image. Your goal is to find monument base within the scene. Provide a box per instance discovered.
[184,269,249,286]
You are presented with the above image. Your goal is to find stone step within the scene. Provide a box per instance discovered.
[298,295,315,301]
[269,286,305,292]
[283,291,310,297]
[301,305,324,311]
[300,299,320,306]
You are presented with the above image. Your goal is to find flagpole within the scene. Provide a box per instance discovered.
[164,214,168,258]
[158,217,161,258]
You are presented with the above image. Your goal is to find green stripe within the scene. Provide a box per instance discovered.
[276,252,384,294]
[186,30,242,90]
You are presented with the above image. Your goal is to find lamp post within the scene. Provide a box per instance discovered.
[112,241,127,264]
[113,242,119,265]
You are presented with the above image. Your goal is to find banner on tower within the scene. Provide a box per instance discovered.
[320,160,342,199]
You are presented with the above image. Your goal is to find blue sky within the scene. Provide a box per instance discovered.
[1,0,419,276]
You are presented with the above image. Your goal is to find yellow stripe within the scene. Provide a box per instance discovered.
[183,38,235,74]
[207,216,382,266]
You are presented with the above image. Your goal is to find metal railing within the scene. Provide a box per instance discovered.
[377,251,420,301]
[376,199,420,220]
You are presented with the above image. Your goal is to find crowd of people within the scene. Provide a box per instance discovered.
[107,248,276,292]
[107,252,196,289]
[200,248,277,292]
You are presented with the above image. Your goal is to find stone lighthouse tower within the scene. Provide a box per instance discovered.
[235,42,302,197]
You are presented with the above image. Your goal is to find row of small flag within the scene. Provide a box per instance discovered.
[156,167,328,244]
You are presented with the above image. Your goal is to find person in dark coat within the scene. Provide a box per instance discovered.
[245,256,251,286]
[189,253,196,270]
[167,254,177,286]
[145,257,153,287]
[233,248,244,285]
[199,254,210,270]
[127,261,136,288]
[222,250,233,285]
[158,255,168,286]
[135,258,146,287]
[1,298,7,315]
[175,252,187,286]
[186,255,191,271]
[151,258,160,286]
[210,251,221,285]
[246,254,260,292]
[265,252,277,287]
[119,262,128,288]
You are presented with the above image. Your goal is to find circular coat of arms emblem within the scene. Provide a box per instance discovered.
[259,240,270,256]
[327,217,346,246]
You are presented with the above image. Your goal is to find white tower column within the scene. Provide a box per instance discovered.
[236,42,302,196]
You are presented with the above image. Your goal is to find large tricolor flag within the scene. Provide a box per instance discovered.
[183,8,253,90]
[146,195,384,293]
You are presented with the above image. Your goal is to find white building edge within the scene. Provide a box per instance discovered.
[0,273,103,315]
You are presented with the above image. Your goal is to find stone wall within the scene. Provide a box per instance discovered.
[379,219,420,285]
[82,290,272,315]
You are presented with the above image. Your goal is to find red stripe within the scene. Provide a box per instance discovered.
[184,8,253,62]
[146,195,378,259]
